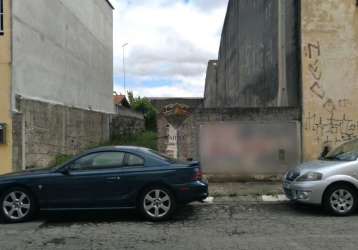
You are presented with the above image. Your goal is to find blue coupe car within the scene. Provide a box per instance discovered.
[0,146,208,223]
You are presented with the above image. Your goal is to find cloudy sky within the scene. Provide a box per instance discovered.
[112,0,228,98]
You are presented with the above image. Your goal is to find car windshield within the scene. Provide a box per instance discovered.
[324,139,358,161]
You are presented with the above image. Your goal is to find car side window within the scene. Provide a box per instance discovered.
[126,153,144,167]
[71,152,125,171]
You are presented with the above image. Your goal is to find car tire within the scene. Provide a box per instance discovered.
[138,186,176,221]
[0,187,37,223]
[323,184,357,216]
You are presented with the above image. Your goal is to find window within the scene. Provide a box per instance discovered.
[71,152,125,170]
[0,0,3,35]
[126,153,144,166]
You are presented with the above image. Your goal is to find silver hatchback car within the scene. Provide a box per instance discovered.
[283,139,358,216]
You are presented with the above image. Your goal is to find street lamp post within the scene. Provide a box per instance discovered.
[122,42,129,92]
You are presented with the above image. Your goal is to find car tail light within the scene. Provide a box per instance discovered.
[193,168,203,181]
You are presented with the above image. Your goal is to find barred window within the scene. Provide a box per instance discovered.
[0,0,3,35]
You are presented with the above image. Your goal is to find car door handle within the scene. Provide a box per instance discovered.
[106,176,121,181]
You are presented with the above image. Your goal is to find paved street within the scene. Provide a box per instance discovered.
[1,201,358,250]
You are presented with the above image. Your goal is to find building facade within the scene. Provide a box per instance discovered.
[204,0,300,108]
[0,0,114,173]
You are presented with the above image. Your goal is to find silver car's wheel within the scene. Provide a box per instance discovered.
[2,191,31,220]
[329,189,354,214]
[324,184,357,216]
[139,187,176,221]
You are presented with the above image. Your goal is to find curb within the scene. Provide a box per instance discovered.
[203,194,289,204]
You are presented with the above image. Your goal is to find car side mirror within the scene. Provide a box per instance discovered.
[58,167,71,175]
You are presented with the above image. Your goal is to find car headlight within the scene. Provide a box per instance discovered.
[296,172,322,182]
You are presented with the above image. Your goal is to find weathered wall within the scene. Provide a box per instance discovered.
[12,98,145,170]
[110,107,145,139]
[158,107,301,178]
[13,98,111,169]
[11,0,113,113]
[206,0,300,108]
[149,98,203,111]
[301,0,358,160]
[0,0,12,174]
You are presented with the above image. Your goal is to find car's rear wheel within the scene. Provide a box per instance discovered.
[323,184,357,216]
[139,186,176,221]
[0,188,36,223]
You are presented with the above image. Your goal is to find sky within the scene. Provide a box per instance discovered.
[112,0,229,98]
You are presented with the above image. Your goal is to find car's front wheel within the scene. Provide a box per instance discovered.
[0,188,36,223]
[323,184,357,216]
[139,186,176,221]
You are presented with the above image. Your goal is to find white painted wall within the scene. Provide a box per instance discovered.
[11,0,114,113]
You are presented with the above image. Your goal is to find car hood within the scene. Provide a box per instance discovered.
[295,160,353,173]
[0,168,53,180]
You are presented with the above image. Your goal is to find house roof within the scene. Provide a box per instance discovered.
[113,94,131,108]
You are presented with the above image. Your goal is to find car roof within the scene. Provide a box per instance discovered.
[85,146,150,154]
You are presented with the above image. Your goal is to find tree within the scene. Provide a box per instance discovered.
[127,91,157,131]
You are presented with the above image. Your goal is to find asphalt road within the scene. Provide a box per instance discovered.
[1,201,358,250]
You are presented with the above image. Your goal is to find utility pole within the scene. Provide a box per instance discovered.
[122,42,129,92]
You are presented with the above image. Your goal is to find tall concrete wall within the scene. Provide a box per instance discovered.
[205,0,300,108]
[11,0,113,113]
[301,0,358,160]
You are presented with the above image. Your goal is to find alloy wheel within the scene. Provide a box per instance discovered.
[2,191,31,220]
[329,189,354,214]
[143,189,171,218]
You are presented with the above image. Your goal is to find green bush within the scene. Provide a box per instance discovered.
[111,131,158,150]
[127,92,158,131]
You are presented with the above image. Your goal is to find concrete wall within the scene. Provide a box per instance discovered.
[110,107,145,139]
[0,0,12,174]
[12,97,145,171]
[13,98,111,170]
[157,107,301,179]
[301,0,358,160]
[205,0,300,108]
[11,0,113,113]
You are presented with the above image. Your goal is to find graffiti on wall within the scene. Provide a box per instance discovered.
[304,41,358,145]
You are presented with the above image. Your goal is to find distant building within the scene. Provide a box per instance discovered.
[113,93,131,112]
[0,0,114,173]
